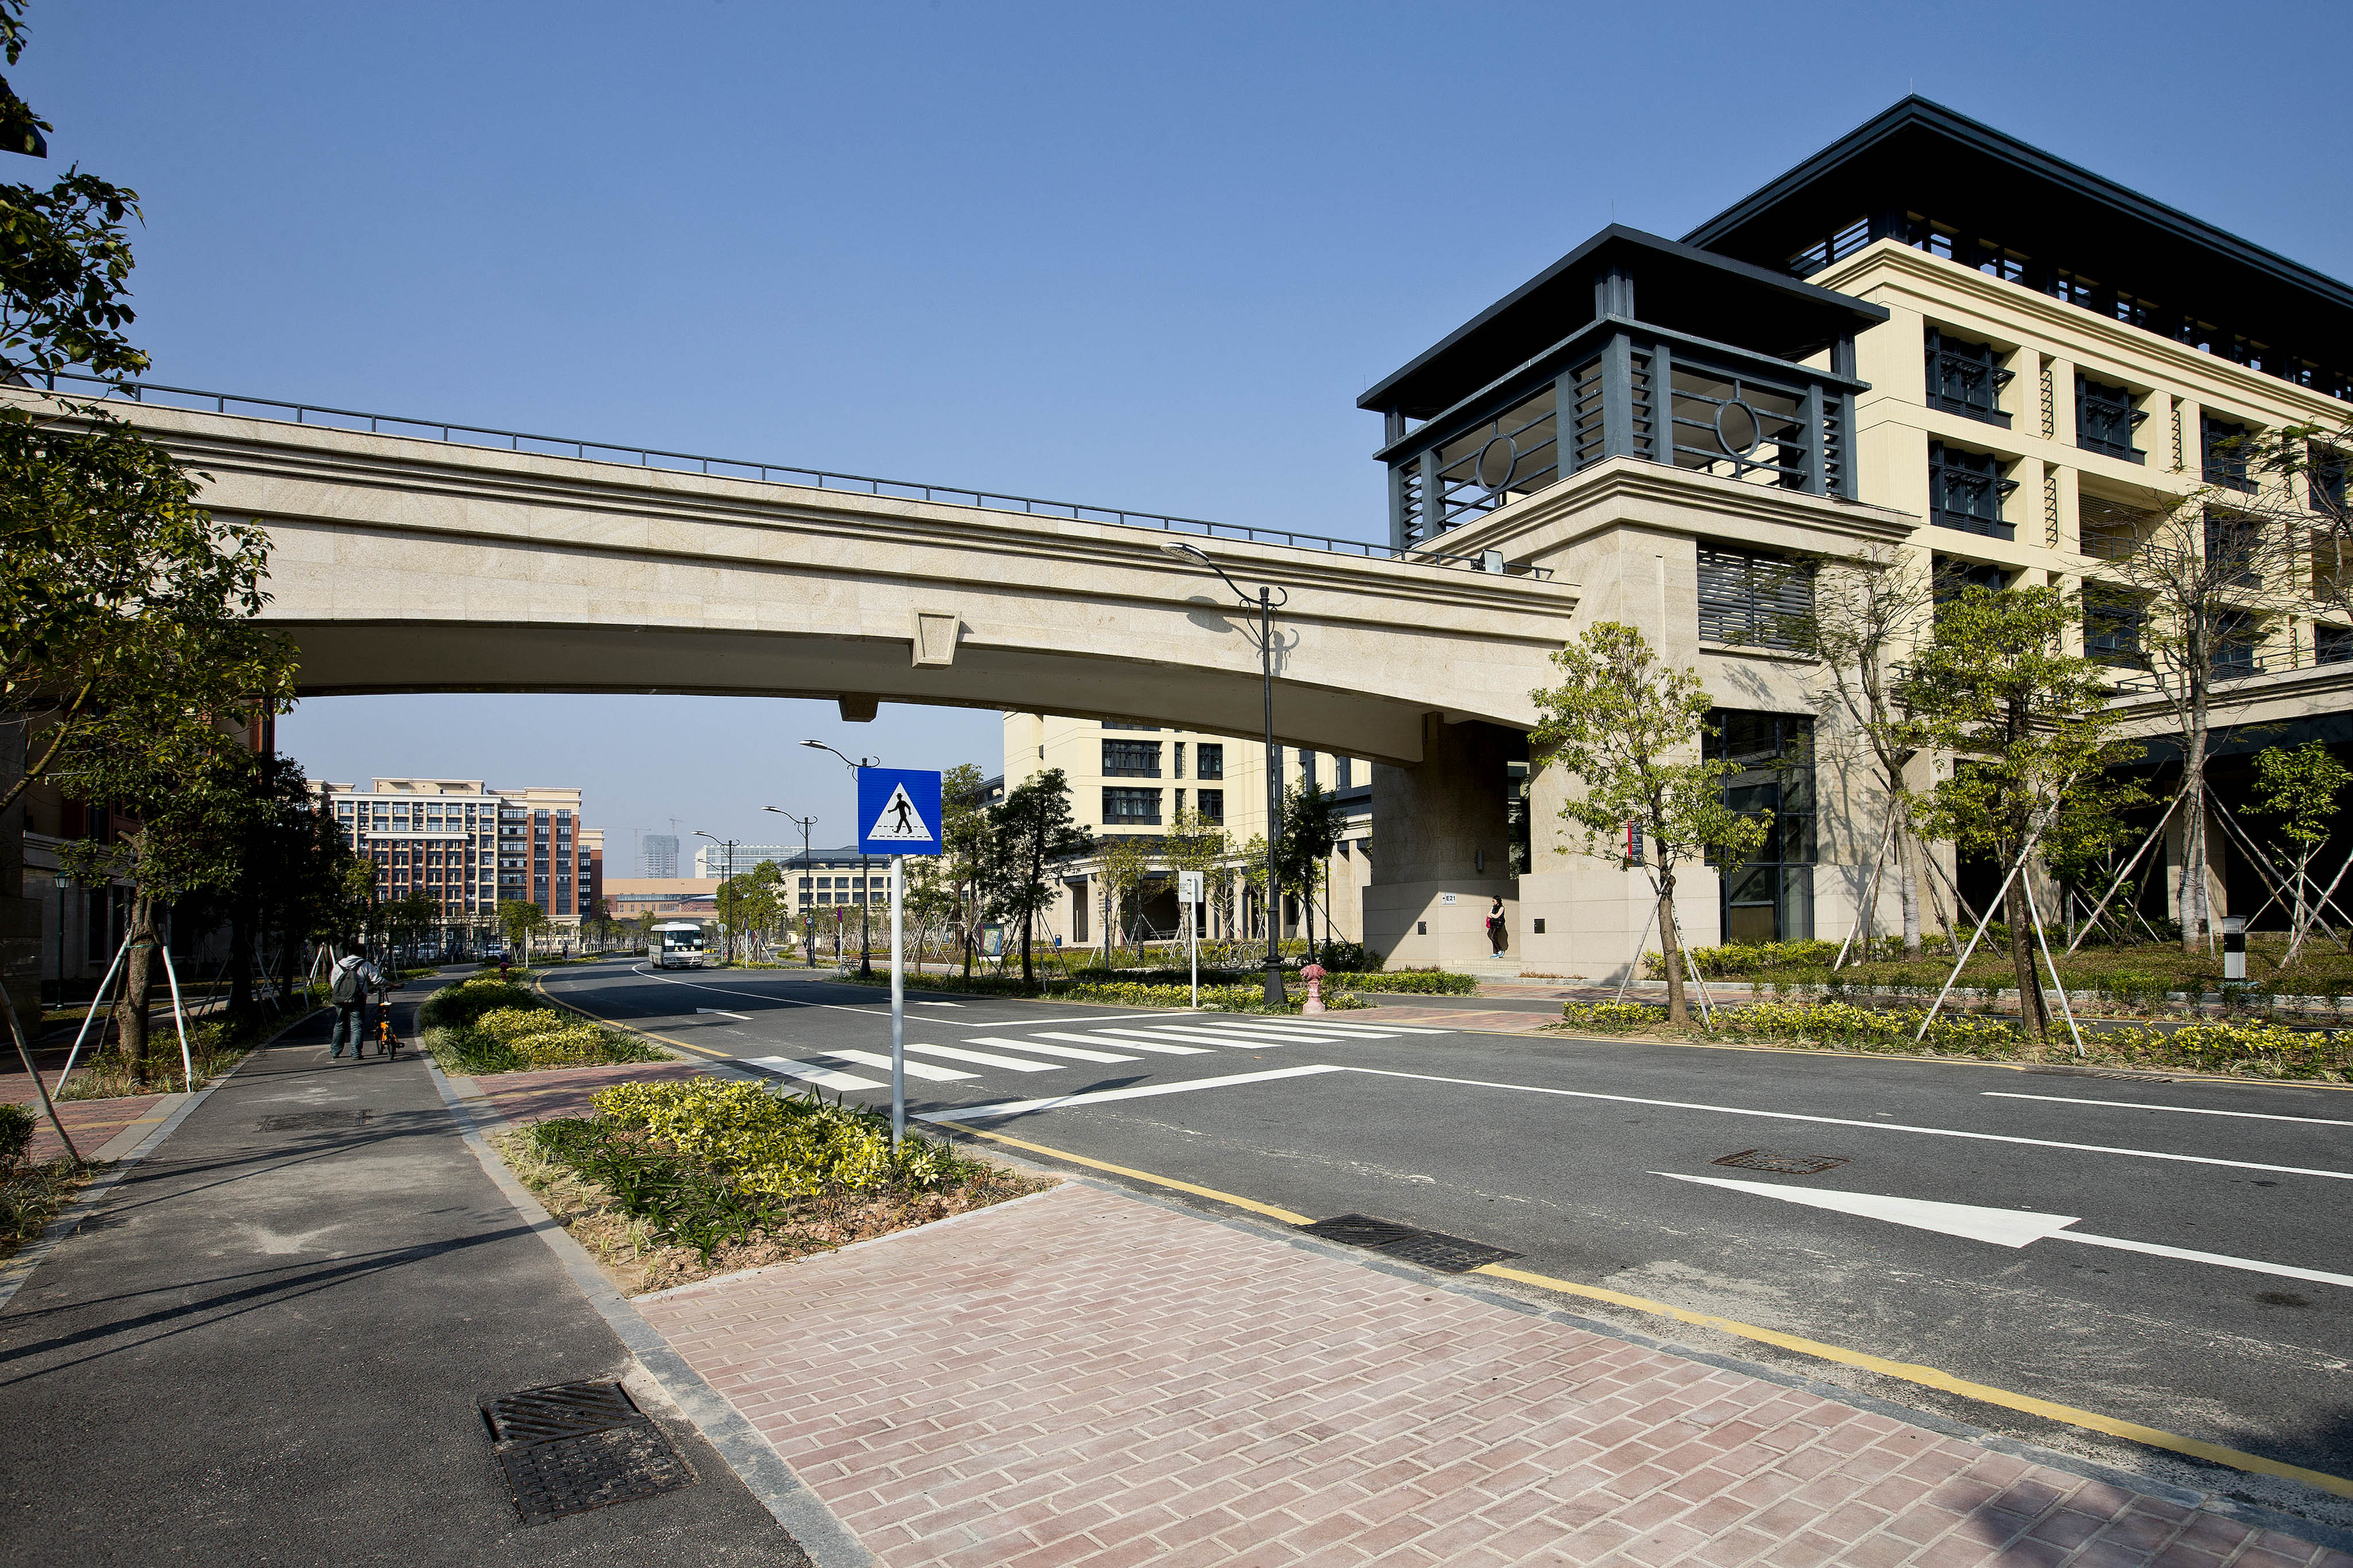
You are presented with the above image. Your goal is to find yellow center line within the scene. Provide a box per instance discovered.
[954,1126,1313,1226]
[531,974,734,1059]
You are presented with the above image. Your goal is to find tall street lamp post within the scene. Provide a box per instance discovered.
[693,831,737,963]
[765,806,817,968]
[1160,540,1289,1005]
[802,740,881,977]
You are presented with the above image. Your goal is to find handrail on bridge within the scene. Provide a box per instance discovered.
[35,372,1552,583]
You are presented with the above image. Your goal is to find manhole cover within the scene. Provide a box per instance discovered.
[1713,1149,1847,1175]
[257,1110,373,1131]
[482,1380,695,1525]
[1297,1213,1522,1275]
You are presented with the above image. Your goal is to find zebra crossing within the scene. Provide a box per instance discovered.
[740,1013,1448,1094]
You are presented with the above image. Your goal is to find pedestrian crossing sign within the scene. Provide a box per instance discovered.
[858,767,943,855]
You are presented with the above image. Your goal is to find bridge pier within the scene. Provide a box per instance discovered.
[1365,715,1521,971]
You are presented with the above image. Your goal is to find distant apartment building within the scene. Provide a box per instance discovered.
[639,833,679,878]
[313,778,600,933]
[602,878,719,917]
[686,843,889,912]
[1001,716,1374,950]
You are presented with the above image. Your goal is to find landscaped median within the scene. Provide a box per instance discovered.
[418,971,671,1075]
[836,964,1479,1013]
[1553,998,2353,1082]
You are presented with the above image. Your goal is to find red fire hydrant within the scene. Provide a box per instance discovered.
[1301,963,1326,1015]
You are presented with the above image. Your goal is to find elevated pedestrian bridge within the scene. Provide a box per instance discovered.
[20,382,1584,764]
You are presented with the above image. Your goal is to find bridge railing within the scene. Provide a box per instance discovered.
[36,372,1552,582]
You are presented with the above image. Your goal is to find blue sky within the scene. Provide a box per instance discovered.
[25,1,2353,872]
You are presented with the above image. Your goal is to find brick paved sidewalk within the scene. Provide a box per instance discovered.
[635,1181,2348,1568]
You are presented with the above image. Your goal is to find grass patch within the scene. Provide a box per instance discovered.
[418,972,668,1075]
[52,990,320,1100]
[0,1154,101,1260]
[492,1077,1050,1293]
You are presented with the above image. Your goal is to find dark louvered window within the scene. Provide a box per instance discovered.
[1698,546,1813,650]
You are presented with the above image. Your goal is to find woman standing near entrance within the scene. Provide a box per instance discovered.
[1485,897,1507,955]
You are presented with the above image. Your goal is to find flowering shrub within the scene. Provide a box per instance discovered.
[420,981,664,1075]
[1556,1002,1668,1033]
[590,1077,970,1196]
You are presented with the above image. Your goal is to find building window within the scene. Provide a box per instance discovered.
[1195,744,1224,779]
[2204,508,2263,588]
[1705,710,1815,944]
[1932,558,2008,604]
[1172,789,1185,817]
[2212,611,2263,679]
[2047,268,2097,310]
[2084,593,2147,665]
[2317,624,2353,665]
[1924,329,2012,426]
[1299,750,1317,788]
[1927,442,2016,540]
[1101,739,1161,778]
[1100,720,1160,731]
[1784,215,1869,279]
[1102,788,1162,825]
[2202,414,2255,492]
[1698,545,1814,650]
[1197,789,1224,824]
[2075,375,2146,462]
[1338,758,1353,791]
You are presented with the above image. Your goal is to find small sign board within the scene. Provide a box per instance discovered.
[857,767,943,855]
[979,922,1006,958]
[1177,870,1203,906]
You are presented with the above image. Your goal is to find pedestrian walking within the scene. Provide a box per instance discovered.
[327,942,381,1059]
[1486,897,1508,956]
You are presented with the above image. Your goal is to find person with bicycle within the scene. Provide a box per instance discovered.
[327,941,382,1060]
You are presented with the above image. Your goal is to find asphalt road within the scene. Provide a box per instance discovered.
[542,958,2353,1520]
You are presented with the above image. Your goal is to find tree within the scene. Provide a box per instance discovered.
[715,861,781,964]
[1788,547,1945,957]
[1275,783,1345,965]
[2083,478,2305,953]
[2246,741,2353,968]
[1164,806,1231,947]
[498,899,549,963]
[1096,836,1152,957]
[382,892,441,965]
[983,768,1093,986]
[1529,621,1767,1025]
[938,763,994,979]
[1896,586,2140,1041]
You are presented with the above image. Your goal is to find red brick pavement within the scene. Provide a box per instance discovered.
[635,1183,2348,1568]
[467,1059,707,1125]
[13,1092,169,1163]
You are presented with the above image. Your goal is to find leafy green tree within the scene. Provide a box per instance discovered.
[1275,782,1345,965]
[938,763,995,979]
[715,861,784,963]
[497,899,549,963]
[1896,586,2140,1040]
[1530,621,1767,1025]
[1096,836,1152,957]
[984,768,1093,986]
[2247,740,2353,967]
[1164,806,1231,948]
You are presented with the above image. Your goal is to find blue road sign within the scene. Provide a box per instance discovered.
[857,767,943,856]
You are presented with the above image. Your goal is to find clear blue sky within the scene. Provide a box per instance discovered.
[25,1,2353,873]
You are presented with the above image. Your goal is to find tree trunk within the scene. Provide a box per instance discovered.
[1896,821,1923,956]
[2004,872,2049,1042]
[2178,739,2211,953]
[1657,880,1688,1026]
[113,893,157,1077]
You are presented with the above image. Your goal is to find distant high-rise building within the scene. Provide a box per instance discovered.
[641,834,679,878]
[311,779,600,933]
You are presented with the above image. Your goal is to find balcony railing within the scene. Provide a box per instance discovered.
[1378,318,1864,549]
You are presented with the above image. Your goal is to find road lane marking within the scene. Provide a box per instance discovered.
[1156,1023,1367,1043]
[1984,1091,2353,1127]
[742,1056,884,1090]
[915,1001,962,1007]
[1340,1066,2353,1183]
[1099,1026,1330,1048]
[1229,1019,1436,1037]
[951,1011,1212,1028]
[817,1049,975,1082]
[2045,1231,2353,1287]
[949,1126,1313,1225]
[967,1037,1138,1063]
[695,1009,751,1021]
[918,1064,1347,1123]
[1035,1030,1211,1056]
[903,1041,1060,1072]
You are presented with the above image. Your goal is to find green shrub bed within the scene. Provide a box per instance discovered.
[419,974,667,1075]
[836,968,1369,1014]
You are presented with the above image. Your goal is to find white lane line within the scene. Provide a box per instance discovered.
[904,1041,1060,1072]
[950,1011,1200,1029]
[1096,1026,1325,1049]
[919,1064,1349,1123]
[695,1008,751,1021]
[743,1056,884,1091]
[1984,1092,2353,1127]
[1224,1019,1421,1037]
[1033,1030,1210,1056]
[915,1001,962,1008]
[1159,1022,1365,1041]
[819,1049,975,1082]
[1659,1171,2353,1290]
[968,1037,1139,1063]
[1342,1067,2353,1183]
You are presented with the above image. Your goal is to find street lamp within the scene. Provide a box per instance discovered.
[802,740,881,977]
[693,830,738,964]
[765,806,817,968]
[1160,538,1290,1005]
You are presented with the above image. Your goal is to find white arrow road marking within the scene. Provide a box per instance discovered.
[1984,1092,2353,1127]
[1339,1067,2353,1183]
[695,1009,751,1020]
[1657,1171,2353,1290]
[920,1064,1348,1123]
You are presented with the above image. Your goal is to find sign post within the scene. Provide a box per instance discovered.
[1176,870,1203,1009]
[858,767,944,1148]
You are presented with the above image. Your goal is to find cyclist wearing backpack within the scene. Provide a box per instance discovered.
[328,942,382,1060]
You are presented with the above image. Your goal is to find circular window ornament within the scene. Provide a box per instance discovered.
[1475,435,1518,492]
[1715,400,1762,457]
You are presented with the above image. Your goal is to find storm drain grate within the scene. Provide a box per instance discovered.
[1713,1149,1847,1176]
[1298,1213,1522,1274]
[257,1110,373,1131]
[481,1380,696,1525]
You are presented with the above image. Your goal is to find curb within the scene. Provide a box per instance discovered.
[0,1002,322,1314]
[425,1059,871,1568]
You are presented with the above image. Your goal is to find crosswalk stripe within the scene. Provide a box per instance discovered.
[920,1064,1349,1123]
[1033,1030,1210,1056]
[1157,1022,1369,1042]
[744,1055,884,1091]
[1230,1018,1433,1036]
[819,1048,977,1081]
[903,1041,1060,1072]
[1089,1026,1320,1049]
[968,1037,1139,1063]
